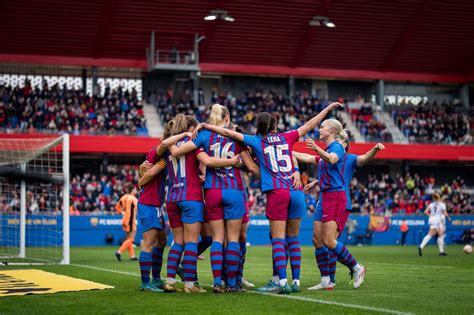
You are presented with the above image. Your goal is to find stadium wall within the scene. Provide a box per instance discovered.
[0,134,473,161]
[1,215,471,247]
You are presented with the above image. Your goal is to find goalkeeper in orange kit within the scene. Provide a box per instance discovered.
[114,186,139,261]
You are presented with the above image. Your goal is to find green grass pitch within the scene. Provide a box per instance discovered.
[0,245,472,314]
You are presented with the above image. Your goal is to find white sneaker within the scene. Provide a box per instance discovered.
[353,264,366,289]
[242,278,255,289]
[308,282,334,291]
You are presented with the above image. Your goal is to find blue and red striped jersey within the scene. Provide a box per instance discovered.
[166,137,203,202]
[192,129,244,190]
[243,130,299,192]
[317,140,345,192]
[138,146,167,206]
[343,153,359,211]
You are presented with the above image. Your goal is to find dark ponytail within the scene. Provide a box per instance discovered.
[256,112,277,136]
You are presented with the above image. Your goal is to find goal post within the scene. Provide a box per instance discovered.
[0,134,70,265]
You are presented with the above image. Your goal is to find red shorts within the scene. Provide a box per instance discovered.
[204,188,245,221]
[166,202,182,229]
[242,201,250,224]
[265,189,290,221]
[321,191,347,233]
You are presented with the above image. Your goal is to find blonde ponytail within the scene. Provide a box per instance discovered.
[171,114,187,135]
[339,129,349,141]
[163,119,175,139]
[208,104,230,126]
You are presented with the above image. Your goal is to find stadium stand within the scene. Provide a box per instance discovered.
[69,165,140,214]
[0,81,147,135]
[154,89,353,140]
[391,102,471,144]
[348,103,392,143]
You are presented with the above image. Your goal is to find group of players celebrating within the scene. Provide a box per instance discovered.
[115,101,386,294]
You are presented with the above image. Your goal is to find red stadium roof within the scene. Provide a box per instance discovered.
[1,0,474,83]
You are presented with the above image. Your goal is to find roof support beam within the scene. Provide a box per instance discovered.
[381,0,432,72]
[290,0,332,68]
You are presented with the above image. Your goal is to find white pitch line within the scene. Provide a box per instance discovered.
[71,264,413,315]
[248,291,413,315]
[370,262,454,269]
[71,263,140,277]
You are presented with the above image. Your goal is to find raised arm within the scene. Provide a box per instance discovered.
[196,151,241,168]
[240,150,260,178]
[357,143,385,167]
[170,140,198,157]
[293,151,318,165]
[306,138,339,164]
[201,123,245,143]
[138,159,166,189]
[297,102,343,137]
[156,132,192,156]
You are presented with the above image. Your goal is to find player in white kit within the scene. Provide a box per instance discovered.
[418,193,451,256]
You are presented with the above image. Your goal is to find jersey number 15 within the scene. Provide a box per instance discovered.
[264,144,292,173]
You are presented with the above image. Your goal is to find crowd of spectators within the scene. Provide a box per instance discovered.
[391,101,471,144]
[0,182,63,215]
[153,88,353,140]
[246,172,472,216]
[1,166,471,216]
[69,165,140,214]
[349,103,392,142]
[349,173,471,215]
[0,80,147,135]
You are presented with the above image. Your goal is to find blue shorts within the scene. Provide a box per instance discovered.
[138,203,163,232]
[167,201,204,228]
[314,199,323,221]
[288,190,306,220]
[205,188,245,221]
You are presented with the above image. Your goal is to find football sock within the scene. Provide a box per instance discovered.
[139,251,152,284]
[272,238,288,284]
[420,235,432,249]
[286,235,301,282]
[225,241,241,288]
[237,241,247,283]
[182,242,198,284]
[333,241,357,269]
[210,241,223,286]
[166,243,184,282]
[151,246,164,280]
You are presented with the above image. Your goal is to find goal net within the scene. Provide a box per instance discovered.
[0,135,69,265]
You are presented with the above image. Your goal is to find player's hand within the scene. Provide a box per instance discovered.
[139,160,153,176]
[304,180,318,192]
[374,143,385,151]
[199,174,206,182]
[230,154,241,167]
[192,123,203,139]
[328,102,344,111]
[290,172,303,189]
[305,138,319,152]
